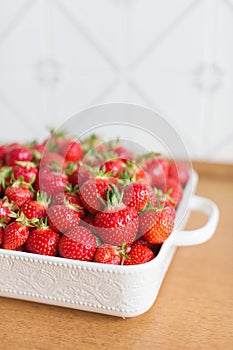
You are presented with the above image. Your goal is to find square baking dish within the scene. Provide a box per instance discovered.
[0,170,219,317]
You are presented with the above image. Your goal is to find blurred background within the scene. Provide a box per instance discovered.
[0,0,232,163]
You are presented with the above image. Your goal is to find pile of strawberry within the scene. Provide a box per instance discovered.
[0,132,190,265]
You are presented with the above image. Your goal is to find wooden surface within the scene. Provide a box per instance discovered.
[0,163,233,350]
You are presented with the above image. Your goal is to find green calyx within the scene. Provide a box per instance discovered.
[65,183,79,195]
[11,176,35,193]
[0,166,12,189]
[15,161,36,169]
[104,184,124,209]
[36,191,51,207]
[118,169,136,185]
[153,187,176,206]
[47,160,62,172]
[65,161,77,175]
[14,212,39,227]
[31,149,42,162]
[34,217,49,229]
[0,217,9,229]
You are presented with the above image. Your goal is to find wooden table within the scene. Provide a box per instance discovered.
[0,163,232,350]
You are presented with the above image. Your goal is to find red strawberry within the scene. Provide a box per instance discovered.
[3,221,29,250]
[0,166,13,193]
[0,227,3,246]
[26,227,59,256]
[32,143,45,154]
[21,191,50,220]
[121,160,149,184]
[142,156,169,190]
[124,245,154,265]
[50,190,85,217]
[14,244,26,252]
[148,186,157,206]
[79,176,116,214]
[12,161,38,183]
[169,161,190,187]
[139,207,174,244]
[94,244,122,265]
[68,163,92,187]
[0,145,8,164]
[59,140,83,163]
[58,226,97,261]
[5,146,33,166]
[47,204,82,233]
[100,158,126,177]
[132,236,161,256]
[5,184,33,207]
[150,187,176,216]
[0,200,12,224]
[123,183,150,211]
[166,177,183,207]
[94,185,139,246]
[36,168,68,195]
[40,152,67,170]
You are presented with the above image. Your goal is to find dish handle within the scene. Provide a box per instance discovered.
[172,195,219,247]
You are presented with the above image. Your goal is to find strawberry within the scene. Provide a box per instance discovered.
[79,175,116,214]
[21,191,50,220]
[152,187,176,216]
[14,244,26,252]
[5,183,33,207]
[47,204,82,233]
[139,207,174,244]
[141,155,169,190]
[26,227,59,256]
[166,177,183,207]
[3,221,29,250]
[0,200,12,224]
[124,245,154,265]
[0,227,3,246]
[32,143,45,154]
[12,161,38,183]
[0,166,13,193]
[169,161,190,186]
[132,236,153,249]
[5,146,33,166]
[94,185,139,246]
[68,163,92,187]
[132,236,161,256]
[50,187,85,217]
[40,152,67,171]
[123,183,150,211]
[100,158,126,178]
[36,168,68,195]
[58,226,97,261]
[147,186,157,206]
[0,145,8,164]
[59,140,83,163]
[94,244,122,265]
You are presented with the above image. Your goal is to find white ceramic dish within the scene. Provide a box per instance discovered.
[0,170,219,317]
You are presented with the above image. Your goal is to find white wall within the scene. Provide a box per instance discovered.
[0,0,232,163]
